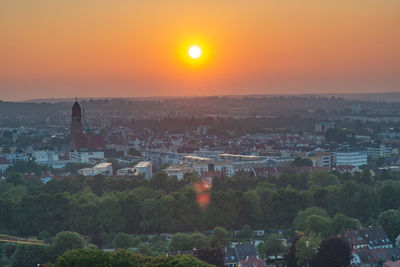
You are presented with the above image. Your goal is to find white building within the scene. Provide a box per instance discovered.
[308,152,332,168]
[69,151,104,163]
[0,157,12,173]
[164,165,194,180]
[79,162,113,176]
[5,152,29,163]
[133,161,152,179]
[335,150,367,168]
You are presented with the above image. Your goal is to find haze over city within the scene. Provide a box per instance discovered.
[1,0,400,100]
[1,1,400,267]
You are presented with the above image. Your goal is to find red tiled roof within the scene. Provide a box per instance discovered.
[0,157,11,165]
[72,133,106,150]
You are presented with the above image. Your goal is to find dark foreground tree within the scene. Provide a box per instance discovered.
[284,235,300,267]
[194,247,224,267]
[310,236,351,267]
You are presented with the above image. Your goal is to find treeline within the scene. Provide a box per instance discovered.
[1,169,400,242]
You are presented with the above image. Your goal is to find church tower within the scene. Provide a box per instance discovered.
[70,100,83,149]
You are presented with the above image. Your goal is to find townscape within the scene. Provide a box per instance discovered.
[0,96,400,266]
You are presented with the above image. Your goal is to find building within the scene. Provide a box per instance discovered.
[133,161,152,179]
[164,165,194,180]
[69,100,106,157]
[343,227,393,250]
[78,162,113,176]
[69,150,104,163]
[117,161,152,178]
[224,244,260,267]
[0,157,11,173]
[308,152,332,168]
[335,150,367,168]
[315,121,335,133]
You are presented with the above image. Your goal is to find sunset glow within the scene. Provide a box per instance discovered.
[188,46,202,59]
[0,1,399,100]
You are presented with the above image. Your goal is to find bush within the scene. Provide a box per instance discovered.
[113,232,134,249]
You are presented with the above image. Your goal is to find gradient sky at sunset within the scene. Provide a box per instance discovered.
[1,0,399,100]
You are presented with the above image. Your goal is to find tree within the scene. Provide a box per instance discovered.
[325,128,347,143]
[209,227,230,248]
[137,243,153,256]
[310,236,351,267]
[259,233,285,263]
[52,231,86,258]
[194,247,224,267]
[284,235,300,267]
[240,224,252,238]
[378,209,400,242]
[9,244,49,267]
[331,213,361,234]
[305,215,333,237]
[169,233,194,251]
[293,207,329,231]
[191,233,209,249]
[113,232,134,249]
[55,249,213,266]
[291,157,313,167]
[295,233,322,266]
[308,171,340,188]
[5,173,23,186]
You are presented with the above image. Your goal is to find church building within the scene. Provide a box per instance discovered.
[69,100,106,162]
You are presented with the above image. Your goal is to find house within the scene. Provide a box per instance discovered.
[224,244,259,267]
[352,248,400,267]
[224,247,239,267]
[396,234,400,247]
[240,256,267,267]
[78,162,113,176]
[0,157,12,173]
[383,259,400,267]
[343,227,393,250]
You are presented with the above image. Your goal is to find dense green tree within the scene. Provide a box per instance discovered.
[265,188,305,227]
[209,227,230,248]
[258,233,286,263]
[191,233,209,249]
[169,233,194,251]
[291,157,313,167]
[5,173,23,186]
[308,171,340,188]
[295,233,322,266]
[305,215,333,237]
[325,128,347,143]
[310,236,351,267]
[9,244,49,267]
[331,213,361,234]
[378,209,400,242]
[113,233,134,249]
[240,224,252,238]
[55,249,213,267]
[293,207,329,230]
[52,231,86,258]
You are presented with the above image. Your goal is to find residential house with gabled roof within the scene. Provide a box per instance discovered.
[344,227,393,250]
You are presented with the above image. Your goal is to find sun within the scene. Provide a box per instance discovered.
[188,45,202,59]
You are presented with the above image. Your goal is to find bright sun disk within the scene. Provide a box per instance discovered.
[188,45,202,59]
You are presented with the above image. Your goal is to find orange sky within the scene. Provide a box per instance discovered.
[0,0,399,100]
